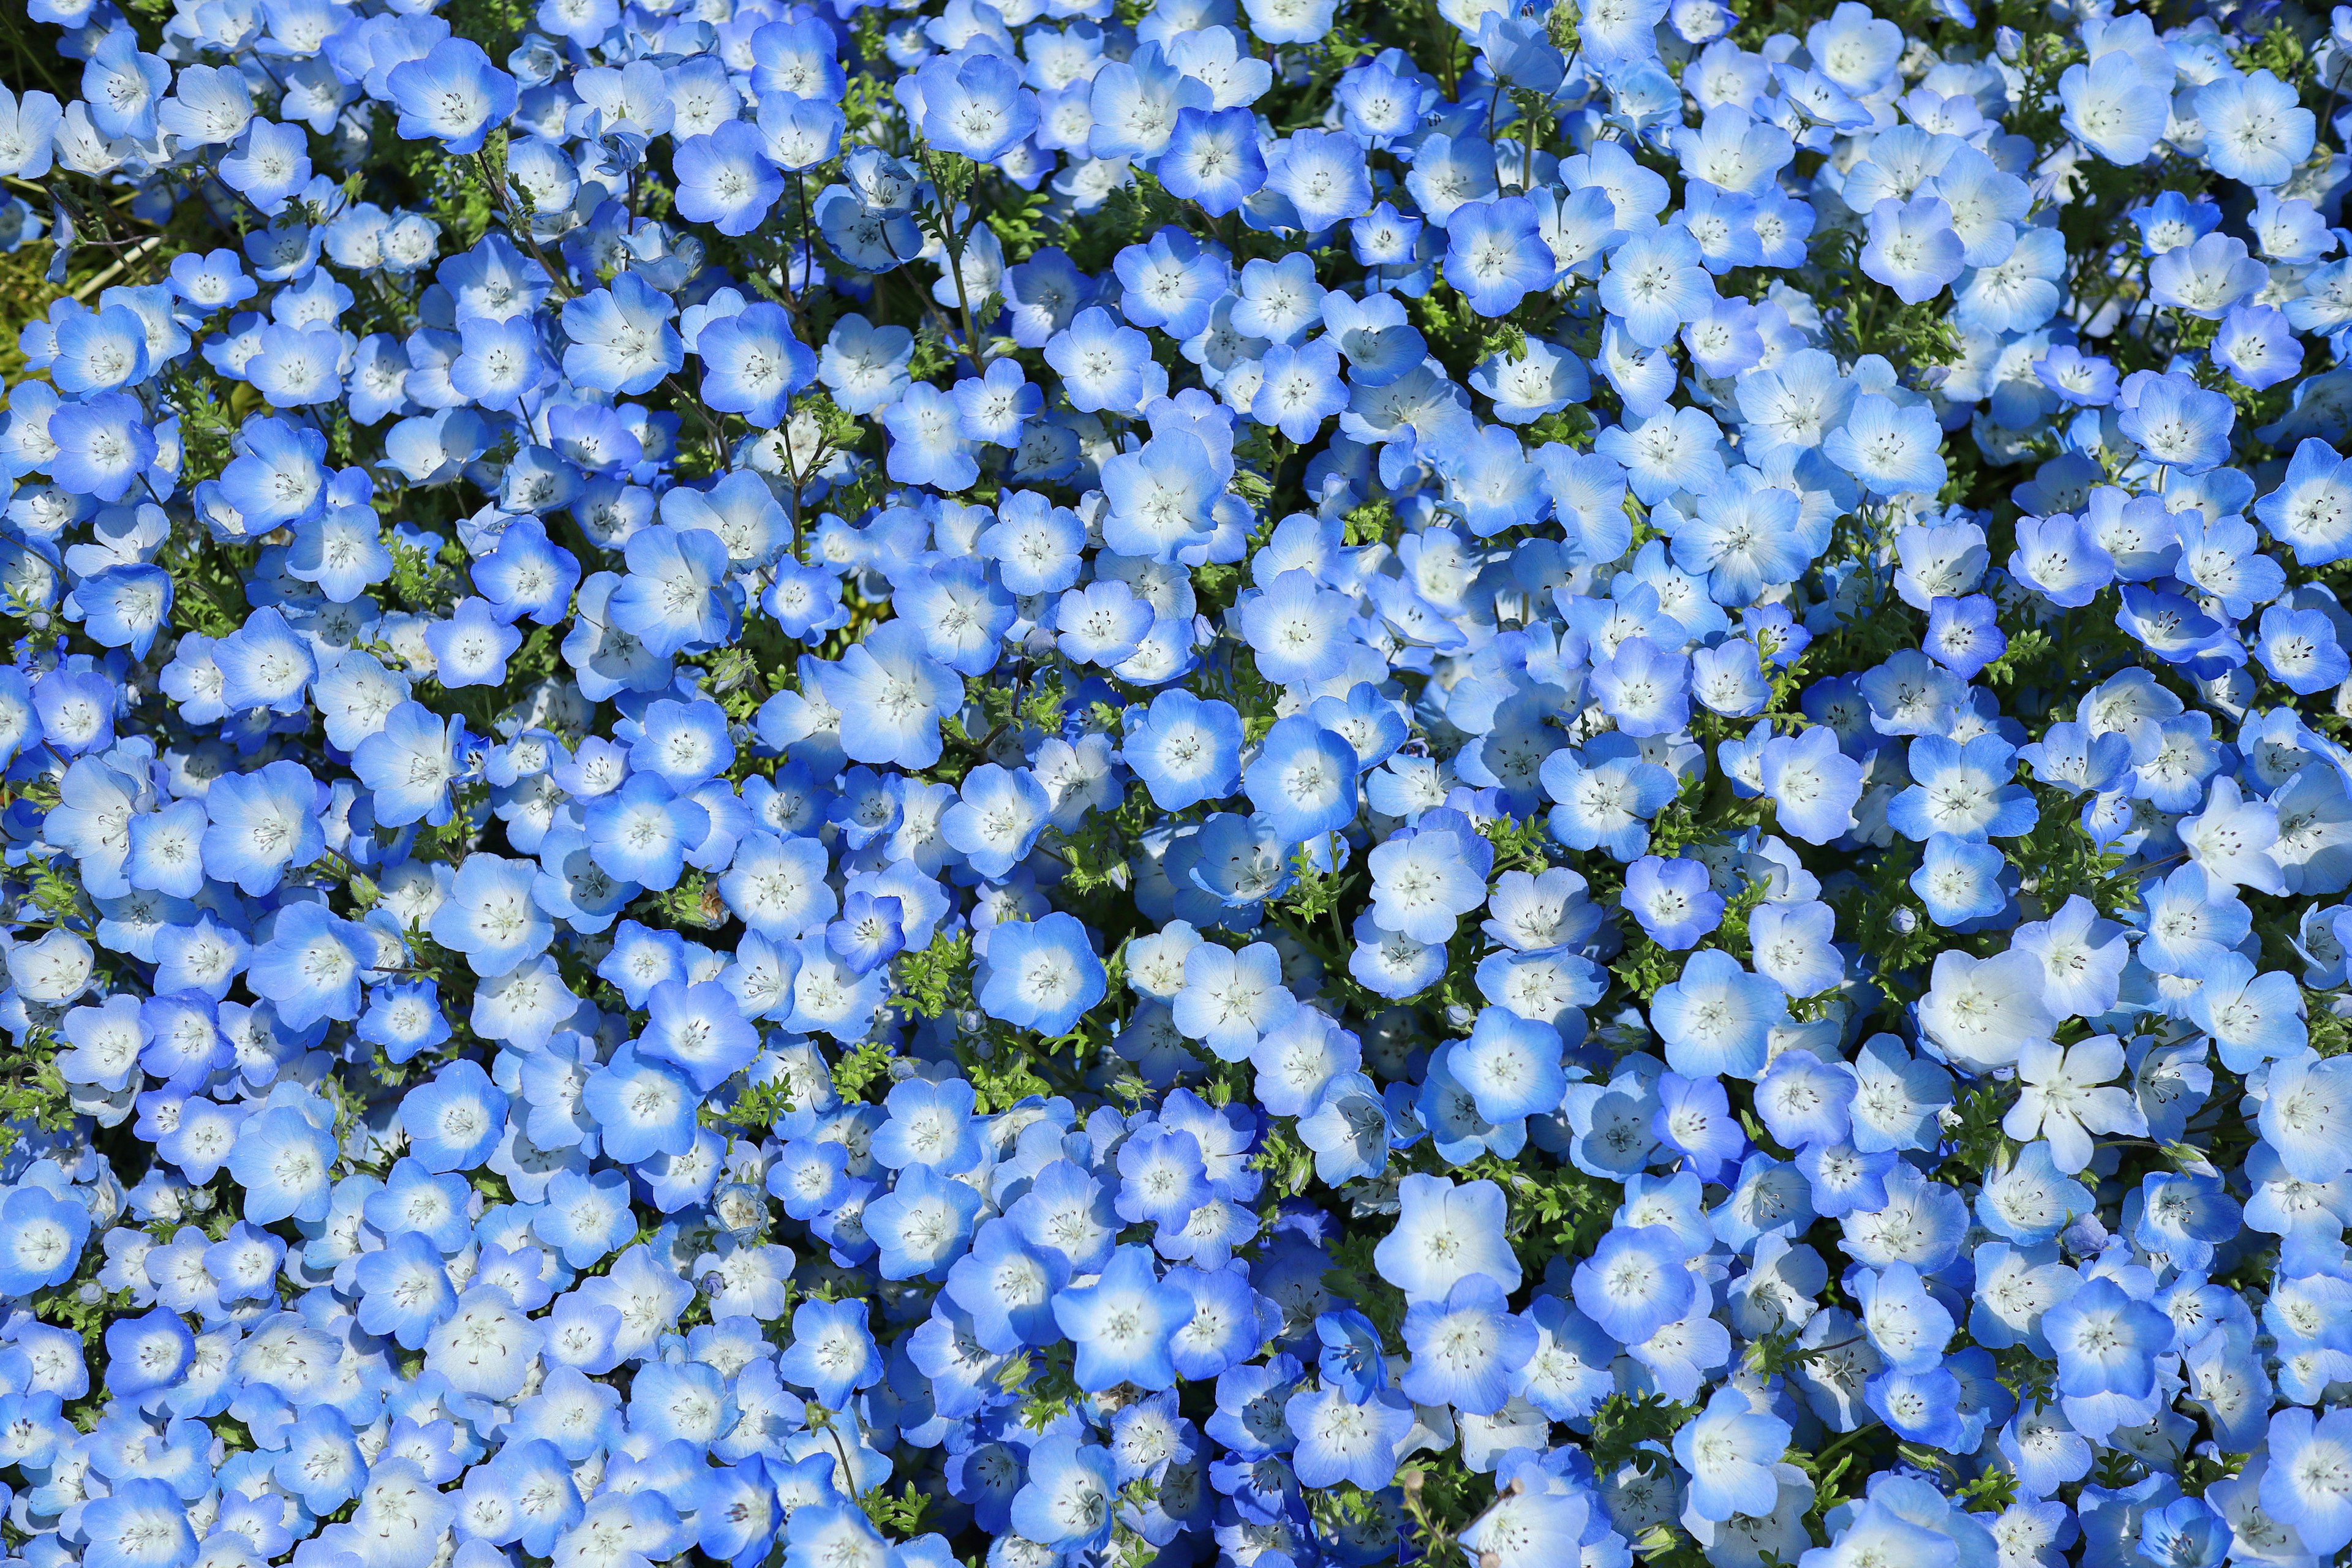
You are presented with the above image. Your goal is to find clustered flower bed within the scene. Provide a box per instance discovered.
[0,0,2350,1566]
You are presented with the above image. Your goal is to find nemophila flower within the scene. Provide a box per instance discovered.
[2117,372,2236,473]
[1757,725,1864,845]
[2046,1275,2173,1404]
[0,1185,89,1296]
[398,1058,509,1173]
[1399,1273,1537,1414]
[1265,128,1373,230]
[948,358,1042,450]
[1601,226,1714,347]
[1125,690,1243,810]
[2195,69,2314,189]
[1823,394,1947,496]
[52,303,150,398]
[1375,1174,1521,1303]
[1450,1006,1566,1125]
[386,39,517,153]
[48,393,158,503]
[1005,1433,1114,1551]
[2255,439,2352,565]
[698,302,815,426]
[2,0,2351,1540]
[669,121,784,237]
[1621,853,1724,949]
[2215,304,2304,391]
[1366,824,1488,944]
[225,1100,338,1224]
[1444,197,1557,317]
[1910,831,2009,925]
[1172,938,1295,1060]
[812,620,959,770]
[561,273,686,396]
[1251,337,1347,443]
[1861,196,1965,304]
[1572,1223,1694,1345]
[1161,107,1267,216]
[1244,716,1360,845]
[1651,949,1786,1077]
[2185,954,2306,1072]
[1101,428,1224,559]
[1672,1385,1793,1523]
[1590,636,1692,737]
[882,382,980,491]
[979,913,1107,1036]
[1052,1244,1192,1392]
[2059,50,2169,165]
[2257,1052,2352,1183]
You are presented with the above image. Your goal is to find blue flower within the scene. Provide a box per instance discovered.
[581,1044,699,1165]
[1823,393,1948,496]
[1053,1245,1193,1392]
[2116,372,2236,474]
[386,39,517,154]
[915,52,1038,162]
[1264,129,1371,229]
[81,1478,197,1568]
[402,1059,511,1172]
[225,1100,339,1225]
[1161,107,1267,216]
[353,701,465,827]
[673,121,783,236]
[1399,1273,1537,1413]
[979,912,1107,1036]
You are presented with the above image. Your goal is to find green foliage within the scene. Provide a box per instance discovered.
[22,853,92,932]
[704,1074,801,1134]
[2231,22,2310,86]
[1480,812,1553,876]
[2003,796,2135,918]
[644,870,730,930]
[860,1483,934,1538]
[1055,794,1145,898]
[899,929,977,1020]
[1056,169,1192,275]
[1395,1451,1482,1560]
[2310,1005,2352,1058]
[1453,1153,1618,1277]
[1009,1345,1085,1429]
[443,0,530,52]
[1321,1226,1409,1348]
[1408,282,1532,371]
[1830,846,1945,1010]
[387,530,463,616]
[0,1030,76,1157]
[162,367,246,487]
[1252,1127,1319,1198]
[831,1040,900,1102]
[1955,1466,2019,1512]
[1609,932,1684,1002]
[959,1044,1060,1115]
[413,785,489,862]
[2178,1448,2247,1498]
[1342,498,1400,546]
[1522,403,1597,451]
[1979,627,2052,687]
[1991,1343,2058,1408]
[1943,1078,2015,1177]
[1275,849,1355,929]
[984,186,1058,263]
[1586,1392,1698,1476]
[1641,768,1719,858]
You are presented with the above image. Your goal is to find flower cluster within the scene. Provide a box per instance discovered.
[2,0,2352,1567]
